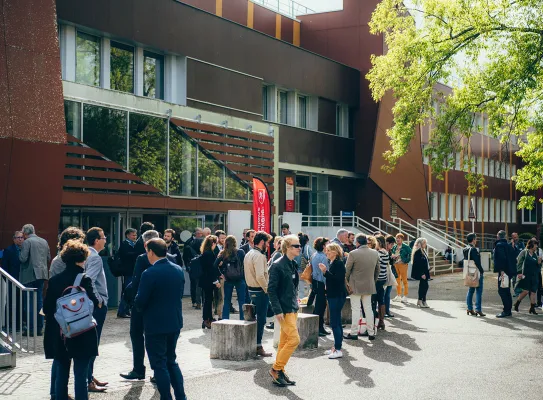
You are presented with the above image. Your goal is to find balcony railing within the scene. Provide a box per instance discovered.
[251,0,315,18]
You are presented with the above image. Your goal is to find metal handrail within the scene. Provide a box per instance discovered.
[372,217,415,242]
[418,219,467,248]
[420,219,496,250]
[0,267,37,353]
[251,0,315,18]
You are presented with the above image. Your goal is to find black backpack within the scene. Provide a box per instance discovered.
[189,254,203,279]
[224,253,243,282]
[107,254,123,277]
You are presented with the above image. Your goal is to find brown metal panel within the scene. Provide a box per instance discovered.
[196,141,274,159]
[63,180,161,193]
[183,130,274,151]
[172,118,274,143]
[278,125,355,171]
[212,153,274,167]
[280,15,293,44]
[66,157,122,170]
[65,145,104,157]
[226,164,274,176]
[253,3,277,37]
[63,168,143,181]
[236,173,273,184]
[222,0,248,25]
[318,98,337,135]
[177,0,216,13]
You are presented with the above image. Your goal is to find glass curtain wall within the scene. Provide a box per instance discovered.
[110,42,134,93]
[143,52,164,99]
[76,32,101,86]
[65,100,251,200]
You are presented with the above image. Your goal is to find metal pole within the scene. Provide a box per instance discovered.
[11,283,16,343]
[33,290,37,352]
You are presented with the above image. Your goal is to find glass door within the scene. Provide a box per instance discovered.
[169,215,205,243]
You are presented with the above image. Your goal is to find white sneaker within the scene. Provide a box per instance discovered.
[328,350,343,359]
[393,296,401,302]
[401,296,408,303]
[324,348,335,355]
[421,301,430,308]
[417,300,422,307]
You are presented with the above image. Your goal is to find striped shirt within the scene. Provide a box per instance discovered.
[378,249,389,281]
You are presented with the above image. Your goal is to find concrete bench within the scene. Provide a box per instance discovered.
[324,296,352,325]
[273,313,319,350]
[298,304,315,314]
[210,319,257,361]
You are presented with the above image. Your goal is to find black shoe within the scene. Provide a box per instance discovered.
[279,370,296,386]
[358,331,369,337]
[269,369,287,387]
[120,370,145,380]
[150,376,156,384]
[368,335,376,341]
[266,322,274,330]
[385,312,395,318]
[230,307,239,314]
[319,329,330,336]
[117,314,131,319]
[343,333,358,340]
[496,312,512,318]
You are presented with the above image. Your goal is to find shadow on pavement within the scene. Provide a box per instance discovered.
[382,330,421,352]
[337,353,374,388]
[418,307,456,319]
[385,316,426,333]
[253,366,305,400]
[354,337,413,367]
[121,381,146,400]
[188,331,211,349]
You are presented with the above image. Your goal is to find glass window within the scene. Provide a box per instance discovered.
[64,100,81,139]
[278,90,288,124]
[110,42,134,93]
[429,193,438,220]
[439,193,446,220]
[489,199,495,222]
[144,52,164,99]
[198,150,224,198]
[484,198,489,222]
[169,129,197,197]
[488,159,495,177]
[225,173,248,200]
[83,104,127,167]
[262,86,269,120]
[463,195,470,221]
[129,113,167,193]
[477,157,483,174]
[455,195,461,221]
[501,200,507,223]
[76,32,101,87]
[512,201,517,223]
[298,96,307,129]
[477,197,482,221]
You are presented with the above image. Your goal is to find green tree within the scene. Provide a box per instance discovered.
[367,0,543,210]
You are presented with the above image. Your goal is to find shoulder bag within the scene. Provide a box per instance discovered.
[300,251,313,283]
[463,247,480,287]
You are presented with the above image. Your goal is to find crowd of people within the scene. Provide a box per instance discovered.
[1,220,542,398]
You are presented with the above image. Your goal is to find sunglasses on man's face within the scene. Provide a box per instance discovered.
[290,244,301,249]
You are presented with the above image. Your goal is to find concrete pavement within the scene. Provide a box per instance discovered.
[3,273,543,400]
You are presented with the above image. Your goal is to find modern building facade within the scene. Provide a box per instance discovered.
[0,0,535,260]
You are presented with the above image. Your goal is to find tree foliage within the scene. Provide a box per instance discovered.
[367,0,543,209]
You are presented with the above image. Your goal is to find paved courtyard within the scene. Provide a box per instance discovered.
[3,273,543,400]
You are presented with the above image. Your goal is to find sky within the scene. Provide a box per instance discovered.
[295,0,343,13]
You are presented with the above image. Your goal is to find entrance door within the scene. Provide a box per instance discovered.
[169,216,205,244]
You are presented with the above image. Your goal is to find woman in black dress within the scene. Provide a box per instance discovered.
[44,240,99,400]
[411,238,431,308]
[514,238,541,314]
[200,235,221,329]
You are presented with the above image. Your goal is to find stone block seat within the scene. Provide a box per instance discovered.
[273,313,319,350]
[210,319,257,361]
[324,296,352,325]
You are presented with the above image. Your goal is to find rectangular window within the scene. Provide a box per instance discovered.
[463,196,470,221]
[477,197,482,222]
[523,207,537,224]
[76,32,101,87]
[297,95,307,129]
[483,198,489,222]
[430,193,438,220]
[262,86,269,120]
[143,52,164,99]
[169,129,197,197]
[455,152,461,170]
[489,199,495,222]
[488,159,495,177]
[64,100,81,139]
[278,90,288,124]
[477,157,483,174]
[455,195,461,221]
[110,41,134,93]
[439,193,446,221]
[512,201,517,223]
[448,194,454,221]
[501,200,507,223]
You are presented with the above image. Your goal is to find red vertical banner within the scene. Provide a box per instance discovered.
[285,176,295,212]
[253,177,271,233]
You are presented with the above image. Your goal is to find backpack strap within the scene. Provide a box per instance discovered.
[71,273,85,294]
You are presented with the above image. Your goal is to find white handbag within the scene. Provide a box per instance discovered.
[463,247,480,287]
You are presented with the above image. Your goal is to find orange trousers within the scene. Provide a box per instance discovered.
[395,263,409,296]
[273,313,300,371]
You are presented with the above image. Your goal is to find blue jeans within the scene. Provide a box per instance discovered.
[56,357,90,400]
[328,297,345,350]
[466,274,484,312]
[88,304,108,384]
[248,290,269,346]
[50,359,59,397]
[385,285,393,314]
[23,279,45,333]
[222,280,246,320]
[118,275,133,316]
[145,331,186,400]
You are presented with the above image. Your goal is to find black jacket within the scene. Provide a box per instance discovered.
[214,249,245,281]
[240,243,252,256]
[411,249,430,280]
[493,239,516,276]
[324,258,347,299]
[118,239,139,276]
[134,236,146,257]
[167,241,183,267]
[43,263,99,360]
[463,245,484,275]
[199,250,221,288]
[268,256,299,315]
[2,244,21,280]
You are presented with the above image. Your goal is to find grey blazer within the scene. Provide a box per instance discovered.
[19,234,51,284]
[345,245,380,296]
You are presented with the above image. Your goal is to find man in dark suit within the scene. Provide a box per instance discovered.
[240,229,255,255]
[135,238,186,400]
[494,230,516,318]
[183,228,203,308]
[117,228,139,318]
[134,222,155,257]
[120,230,177,381]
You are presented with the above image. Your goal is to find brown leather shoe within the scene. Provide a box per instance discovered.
[257,346,272,357]
[93,377,109,387]
[88,382,106,392]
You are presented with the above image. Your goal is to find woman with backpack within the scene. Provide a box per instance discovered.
[44,239,100,400]
[215,235,246,320]
[200,235,221,329]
